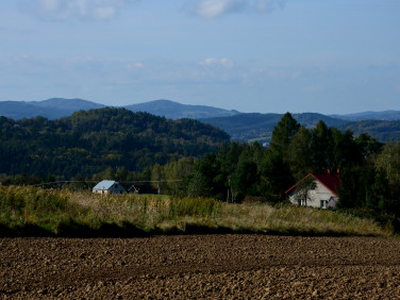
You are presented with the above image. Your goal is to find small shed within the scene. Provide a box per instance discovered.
[285,171,340,209]
[92,180,125,194]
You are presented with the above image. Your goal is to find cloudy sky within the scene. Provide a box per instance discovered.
[1,0,399,114]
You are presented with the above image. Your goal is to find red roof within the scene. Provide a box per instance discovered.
[285,173,340,196]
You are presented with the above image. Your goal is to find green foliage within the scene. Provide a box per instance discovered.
[231,160,259,200]
[288,126,313,180]
[310,120,333,172]
[3,110,400,234]
[375,140,400,186]
[260,152,293,203]
[269,112,300,160]
[0,108,230,179]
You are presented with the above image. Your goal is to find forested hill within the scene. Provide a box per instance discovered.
[201,112,400,143]
[339,120,400,142]
[0,108,230,179]
[200,112,349,142]
[125,99,239,120]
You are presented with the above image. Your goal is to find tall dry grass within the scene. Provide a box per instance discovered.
[0,185,391,237]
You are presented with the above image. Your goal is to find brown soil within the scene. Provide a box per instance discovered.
[1,235,400,299]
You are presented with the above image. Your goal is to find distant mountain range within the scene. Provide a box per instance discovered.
[331,110,400,121]
[125,99,239,119]
[0,98,238,120]
[1,98,400,142]
[0,98,105,120]
[200,113,350,142]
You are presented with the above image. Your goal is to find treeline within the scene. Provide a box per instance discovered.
[140,113,400,228]
[88,112,397,209]
[2,110,400,229]
[0,108,230,179]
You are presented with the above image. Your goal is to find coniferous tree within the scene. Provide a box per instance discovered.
[269,112,300,162]
[288,126,313,181]
[260,152,293,203]
[310,120,333,172]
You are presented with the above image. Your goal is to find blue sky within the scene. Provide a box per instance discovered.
[1,0,399,114]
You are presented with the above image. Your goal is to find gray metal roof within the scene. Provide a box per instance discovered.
[93,180,117,190]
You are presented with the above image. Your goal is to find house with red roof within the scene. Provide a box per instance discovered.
[285,170,340,209]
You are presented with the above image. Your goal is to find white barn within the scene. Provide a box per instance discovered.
[92,180,125,194]
[285,172,340,209]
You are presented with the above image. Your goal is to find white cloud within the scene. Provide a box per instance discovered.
[200,57,233,67]
[193,0,246,18]
[255,0,287,13]
[126,62,144,70]
[19,0,134,21]
[188,0,288,18]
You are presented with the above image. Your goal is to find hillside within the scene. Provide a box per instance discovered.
[0,98,104,120]
[0,108,230,179]
[331,110,400,121]
[201,113,350,142]
[125,99,239,120]
[339,120,400,142]
[0,98,238,120]
[2,98,400,143]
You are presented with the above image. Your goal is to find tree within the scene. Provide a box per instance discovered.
[288,126,313,181]
[231,160,259,201]
[269,112,300,162]
[260,152,294,203]
[337,166,376,209]
[163,157,196,194]
[355,133,383,163]
[375,140,400,187]
[293,176,317,206]
[151,163,164,194]
[331,128,361,169]
[310,120,333,172]
[115,166,128,182]
[186,153,225,199]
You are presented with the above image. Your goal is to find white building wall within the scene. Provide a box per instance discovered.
[289,181,337,208]
[92,182,125,194]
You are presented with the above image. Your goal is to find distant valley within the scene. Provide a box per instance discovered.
[1,98,400,142]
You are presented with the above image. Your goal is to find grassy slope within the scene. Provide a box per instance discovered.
[0,186,390,237]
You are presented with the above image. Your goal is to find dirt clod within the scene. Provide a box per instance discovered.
[1,235,400,298]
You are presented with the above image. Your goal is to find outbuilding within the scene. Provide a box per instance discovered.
[92,180,125,194]
[285,171,340,209]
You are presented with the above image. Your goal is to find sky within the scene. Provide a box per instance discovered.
[0,0,399,114]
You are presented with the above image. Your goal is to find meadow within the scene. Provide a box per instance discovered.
[0,185,390,237]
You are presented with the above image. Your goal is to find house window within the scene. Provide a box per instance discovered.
[320,200,328,209]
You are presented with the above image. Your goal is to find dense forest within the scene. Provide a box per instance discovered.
[0,108,230,180]
[2,109,400,229]
[143,113,400,229]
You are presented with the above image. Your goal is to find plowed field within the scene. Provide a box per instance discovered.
[1,235,400,299]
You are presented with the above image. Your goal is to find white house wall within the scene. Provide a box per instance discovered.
[289,181,336,208]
